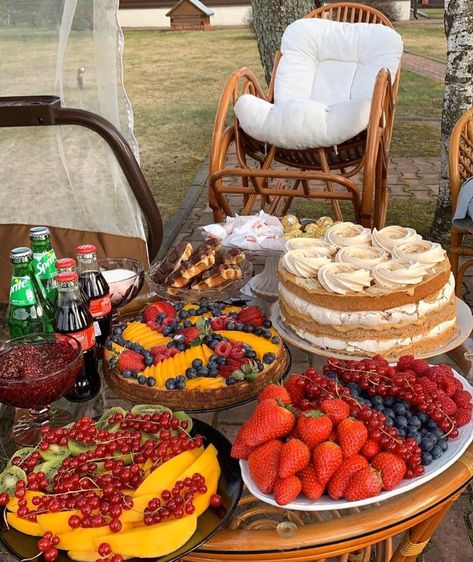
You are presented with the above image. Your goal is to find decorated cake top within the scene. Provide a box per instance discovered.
[280,222,447,295]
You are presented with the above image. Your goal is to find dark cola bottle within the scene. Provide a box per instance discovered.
[54,272,101,402]
[76,244,112,357]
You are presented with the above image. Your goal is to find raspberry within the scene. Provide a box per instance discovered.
[453,408,472,427]
[372,355,389,368]
[418,376,438,394]
[444,379,462,397]
[150,345,167,357]
[210,316,231,331]
[438,396,457,416]
[410,359,430,376]
[165,347,180,358]
[214,341,233,357]
[396,355,415,370]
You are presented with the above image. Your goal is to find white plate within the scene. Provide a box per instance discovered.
[270,298,473,362]
[240,368,473,511]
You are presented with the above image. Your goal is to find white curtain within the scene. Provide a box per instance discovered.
[0,0,145,242]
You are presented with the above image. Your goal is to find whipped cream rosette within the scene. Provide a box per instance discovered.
[281,248,332,277]
[317,263,372,294]
[285,237,337,255]
[335,246,388,269]
[371,259,429,289]
[324,222,371,248]
[392,240,446,266]
[372,226,421,253]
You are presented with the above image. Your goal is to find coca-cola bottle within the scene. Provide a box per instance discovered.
[54,271,101,402]
[76,244,112,356]
[56,258,88,305]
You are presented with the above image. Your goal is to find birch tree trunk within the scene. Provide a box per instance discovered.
[430,0,473,245]
[251,0,315,85]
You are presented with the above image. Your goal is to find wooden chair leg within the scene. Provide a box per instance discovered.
[449,230,464,278]
[373,147,388,229]
[455,258,473,298]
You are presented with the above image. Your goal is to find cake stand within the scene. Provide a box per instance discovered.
[270,297,473,363]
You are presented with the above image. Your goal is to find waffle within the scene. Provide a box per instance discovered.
[191,264,242,290]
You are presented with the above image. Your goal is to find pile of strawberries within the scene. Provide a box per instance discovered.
[232,384,407,505]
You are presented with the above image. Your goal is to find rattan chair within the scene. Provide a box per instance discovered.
[449,106,473,297]
[208,2,401,228]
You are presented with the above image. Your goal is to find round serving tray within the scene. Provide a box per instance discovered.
[270,297,473,362]
[0,418,243,562]
[241,367,473,511]
[103,345,292,413]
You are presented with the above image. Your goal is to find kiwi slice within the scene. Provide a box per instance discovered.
[130,404,170,416]
[40,443,71,462]
[0,466,27,495]
[6,447,36,469]
[38,458,63,491]
[173,411,193,433]
[96,406,128,433]
[67,439,94,457]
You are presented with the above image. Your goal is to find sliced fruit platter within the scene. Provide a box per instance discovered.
[0,405,242,562]
[233,355,473,509]
[103,300,290,411]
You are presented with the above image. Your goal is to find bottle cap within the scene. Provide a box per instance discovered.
[56,257,77,270]
[29,226,51,240]
[10,247,33,263]
[56,271,79,283]
[76,244,97,255]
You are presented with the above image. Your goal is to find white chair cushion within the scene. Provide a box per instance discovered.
[234,18,403,150]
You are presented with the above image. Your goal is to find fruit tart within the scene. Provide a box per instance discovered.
[103,301,290,410]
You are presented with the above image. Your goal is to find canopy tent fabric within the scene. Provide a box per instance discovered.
[0,0,148,301]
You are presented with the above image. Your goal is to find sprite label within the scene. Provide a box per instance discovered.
[9,276,37,306]
[33,250,57,280]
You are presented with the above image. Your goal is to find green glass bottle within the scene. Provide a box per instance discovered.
[29,226,58,304]
[7,247,55,338]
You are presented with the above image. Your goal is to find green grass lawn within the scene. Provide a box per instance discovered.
[419,8,444,18]
[395,23,446,62]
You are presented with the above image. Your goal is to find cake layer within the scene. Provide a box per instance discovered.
[280,298,456,340]
[278,275,455,332]
[280,306,456,358]
[278,257,451,311]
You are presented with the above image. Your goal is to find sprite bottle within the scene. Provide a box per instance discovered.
[30,226,57,304]
[7,247,55,338]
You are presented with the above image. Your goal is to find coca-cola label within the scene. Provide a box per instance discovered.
[9,276,37,306]
[69,325,96,351]
[33,250,57,280]
[89,294,112,318]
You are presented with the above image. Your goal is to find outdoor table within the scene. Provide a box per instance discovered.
[0,295,472,562]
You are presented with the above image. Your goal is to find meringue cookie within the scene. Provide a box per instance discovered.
[281,249,332,277]
[336,246,388,269]
[285,237,337,255]
[372,226,421,253]
[371,259,429,289]
[324,222,371,248]
[392,240,446,266]
[317,263,372,294]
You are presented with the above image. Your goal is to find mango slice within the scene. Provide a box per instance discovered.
[6,512,43,536]
[193,462,221,517]
[37,510,80,535]
[93,514,197,558]
[7,491,44,513]
[57,525,131,551]
[174,444,218,484]
[134,447,203,497]
[68,551,130,562]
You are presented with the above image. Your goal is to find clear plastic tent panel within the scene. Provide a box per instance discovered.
[0,0,146,241]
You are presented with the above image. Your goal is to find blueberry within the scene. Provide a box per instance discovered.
[196,307,205,315]
[144,356,154,367]
[408,431,422,444]
[397,428,407,437]
[235,323,244,331]
[147,377,156,387]
[204,335,214,346]
[208,365,219,377]
[188,308,198,316]
[383,396,394,407]
[256,360,264,372]
[384,408,395,419]
[393,403,406,416]
[439,439,448,452]
[208,341,217,350]
[263,352,276,364]
[431,445,442,459]
[426,419,438,430]
[158,312,166,321]
[347,383,361,396]
[209,354,218,363]
[226,321,236,331]
[131,371,139,380]
[245,349,257,359]
[226,377,237,385]
[432,428,443,439]
[263,320,272,329]
[395,416,408,428]
[163,326,172,336]
[186,367,197,379]
[371,396,383,405]
[420,437,435,452]
[197,366,209,377]
[243,325,252,333]
[271,336,280,344]
[175,302,184,310]
[167,341,176,349]
[325,370,337,379]
[138,375,147,385]
[228,311,238,317]
[179,310,189,319]
[263,330,272,339]
[421,452,433,465]
[213,334,223,341]
[385,418,394,427]
[176,375,186,383]
[409,416,422,428]
[216,356,227,365]
[174,334,185,343]
[253,328,263,336]
[183,320,193,328]
[192,358,203,369]
[106,340,114,350]
[417,412,429,423]
[122,369,131,378]
[176,378,186,390]
[373,403,384,412]
[165,378,176,390]
[177,343,187,351]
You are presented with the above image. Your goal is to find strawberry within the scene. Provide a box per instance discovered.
[258,384,292,405]
[273,475,302,505]
[298,465,325,500]
[344,467,382,501]
[180,326,200,345]
[320,399,351,426]
[210,316,231,331]
[284,375,306,406]
[313,442,343,485]
[247,440,283,494]
[142,304,160,323]
[453,408,472,427]
[361,439,380,460]
[214,341,233,357]
[117,350,145,373]
[371,452,406,491]
[236,306,265,327]
[278,439,310,479]
[337,418,368,458]
[327,455,368,500]
[218,357,249,378]
[245,399,295,447]
[143,301,176,322]
[297,411,333,449]
[231,420,254,459]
